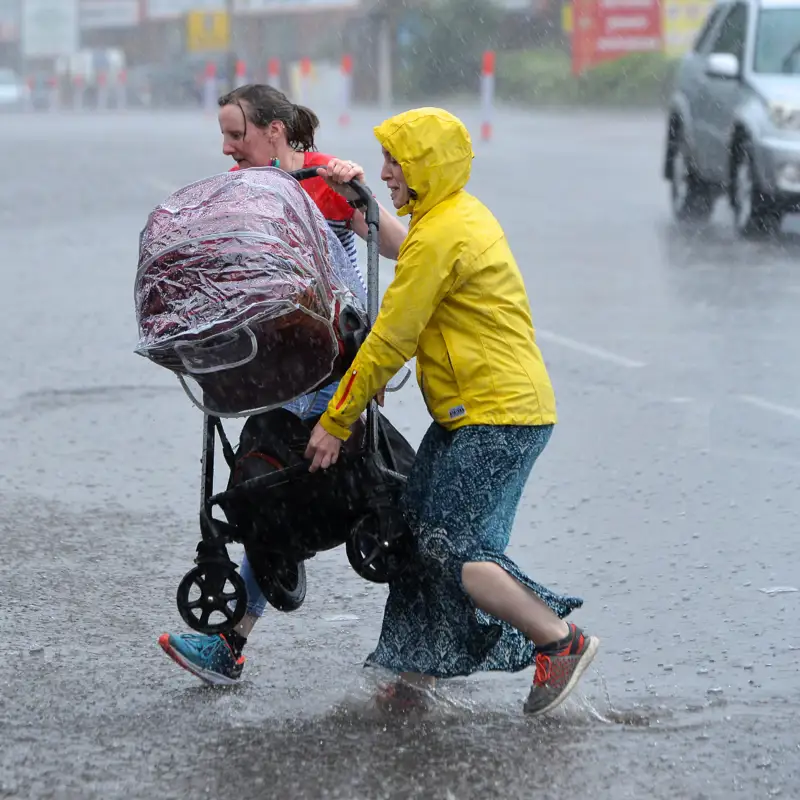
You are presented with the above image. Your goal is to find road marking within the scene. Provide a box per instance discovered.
[537,330,647,369]
[712,447,800,467]
[739,394,800,421]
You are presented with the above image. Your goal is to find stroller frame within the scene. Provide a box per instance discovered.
[174,168,415,636]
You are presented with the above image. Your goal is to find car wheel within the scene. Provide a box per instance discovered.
[732,141,782,238]
[670,133,714,223]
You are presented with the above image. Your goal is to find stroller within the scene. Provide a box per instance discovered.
[135,165,416,636]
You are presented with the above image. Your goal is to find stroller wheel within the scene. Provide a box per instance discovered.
[176,563,247,635]
[347,510,412,584]
[263,557,307,612]
[244,545,308,612]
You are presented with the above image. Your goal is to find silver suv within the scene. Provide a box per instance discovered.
[664,0,800,236]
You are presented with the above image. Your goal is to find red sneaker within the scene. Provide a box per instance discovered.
[523,624,600,716]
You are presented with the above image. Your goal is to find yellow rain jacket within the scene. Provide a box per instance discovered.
[319,107,557,441]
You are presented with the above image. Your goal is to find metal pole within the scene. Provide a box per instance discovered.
[226,0,236,92]
[16,0,25,80]
[365,212,381,455]
[377,11,392,108]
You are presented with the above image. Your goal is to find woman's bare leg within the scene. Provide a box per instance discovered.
[386,562,569,695]
[461,561,570,647]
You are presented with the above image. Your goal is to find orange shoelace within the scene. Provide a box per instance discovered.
[534,653,552,686]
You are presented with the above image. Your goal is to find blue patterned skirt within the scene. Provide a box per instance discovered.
[364,422,584,679]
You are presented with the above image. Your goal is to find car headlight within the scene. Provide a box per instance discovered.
[769,102,800,130]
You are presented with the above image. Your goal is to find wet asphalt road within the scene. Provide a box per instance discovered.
[1,103,799,800]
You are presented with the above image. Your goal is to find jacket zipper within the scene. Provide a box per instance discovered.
[336,369,358,410]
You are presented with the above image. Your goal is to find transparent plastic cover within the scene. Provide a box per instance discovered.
[134,166,365,416]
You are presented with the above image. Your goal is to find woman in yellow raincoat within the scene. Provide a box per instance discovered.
[307,107,600,715]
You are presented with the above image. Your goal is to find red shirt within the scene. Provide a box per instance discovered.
[229,151,355,226]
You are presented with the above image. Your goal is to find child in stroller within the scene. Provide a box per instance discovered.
[134,164,416,684]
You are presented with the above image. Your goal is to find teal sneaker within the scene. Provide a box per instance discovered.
[158,632,244,686]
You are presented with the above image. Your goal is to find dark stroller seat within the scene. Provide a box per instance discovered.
[218,408,416,612]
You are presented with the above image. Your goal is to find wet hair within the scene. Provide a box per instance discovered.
[218,83,319,152]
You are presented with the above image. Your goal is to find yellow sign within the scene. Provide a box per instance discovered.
[562,3,573,34]
[186,10,230,54]
[662,0,714,58]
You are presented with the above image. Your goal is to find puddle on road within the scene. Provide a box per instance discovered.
[161,681,796,800]
[161,663,697,734]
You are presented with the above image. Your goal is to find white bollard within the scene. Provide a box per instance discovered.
[73,75,84,111]
[24,75,34,112]
[339,53,352,127]
[481,50,495,142]
[297,57,311,105]
[48,75,59,111]
[203,61,217,114]
[235,58,247,88]
[97,70,109,111]
[115,69,128,110]
[268,57,281,91]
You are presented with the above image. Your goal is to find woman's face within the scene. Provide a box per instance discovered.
[380,148,410,209]
[219,103,281,169]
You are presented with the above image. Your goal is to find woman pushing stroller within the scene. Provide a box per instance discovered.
[158,84,408,685]
[305,107,600,715]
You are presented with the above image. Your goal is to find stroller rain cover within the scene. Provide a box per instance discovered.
[134,166,365,417]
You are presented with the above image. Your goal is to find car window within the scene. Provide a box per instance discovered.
[708,2,749,58]
[753,6,800,73]
[693,5,728,52]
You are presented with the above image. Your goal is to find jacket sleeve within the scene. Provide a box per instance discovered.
[319,230,461,440]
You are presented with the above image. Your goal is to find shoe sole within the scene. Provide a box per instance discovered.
[158,634,241,687]
[524,635,600,717]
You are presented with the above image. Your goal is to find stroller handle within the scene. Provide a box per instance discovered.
[289,167,379,226]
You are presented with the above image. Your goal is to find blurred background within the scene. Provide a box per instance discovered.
[0,0,711,113]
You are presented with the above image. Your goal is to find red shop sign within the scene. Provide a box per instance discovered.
[572,0,663,75]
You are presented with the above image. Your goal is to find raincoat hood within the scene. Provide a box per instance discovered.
[373,107,475,221]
